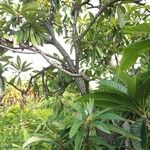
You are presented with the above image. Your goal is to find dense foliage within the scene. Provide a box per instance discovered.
[0,0,150,149]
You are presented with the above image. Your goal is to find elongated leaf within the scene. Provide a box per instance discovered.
[130,118,147,150]
[124,23,150,34]
[99,80,127,95]
[0,20,5,27]
[0,56,13,62]
[17,56,21,70]
[117,7,125,28]
[106,124,141,141]
[75,128,84,150]
[21,3,39,13]
[13,30,24,45]
[0,77,4,91]
[93,108,112,120]
[136,73,150,107]
[69,119,82,138]
[90,136,115,149]
[118,72,136,98]
[22,136,53,149]
[119,39,150,72]
[93,121,111,134]
[79,91,140,113]
[0,3,16,15]
[99,113,125,121]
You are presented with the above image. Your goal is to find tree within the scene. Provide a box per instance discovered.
[0,0,147,95]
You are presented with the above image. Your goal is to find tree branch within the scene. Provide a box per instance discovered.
[24,65,55,94]
[0,44,65,64]
[78,0,121,41]
[35,46,89,80]
[4,79,23,93]
[72,0,80,72]
[0,44,35,54]
[46,80,74,96]
[45,0,76,71]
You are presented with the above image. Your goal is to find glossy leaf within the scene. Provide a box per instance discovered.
[119,39,150,72]
[99,80,127,95]
[124,23,150,34]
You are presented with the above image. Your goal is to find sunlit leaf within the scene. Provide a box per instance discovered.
[23,136,53,149]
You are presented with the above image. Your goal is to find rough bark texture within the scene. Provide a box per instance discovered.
[75,77,89,95]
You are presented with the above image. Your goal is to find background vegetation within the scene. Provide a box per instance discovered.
[0,0,150,149]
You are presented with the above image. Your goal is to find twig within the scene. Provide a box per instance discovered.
[24,65,54,93]
[36,46,89,80]
[78,0,121,41]
[4,79,23,93]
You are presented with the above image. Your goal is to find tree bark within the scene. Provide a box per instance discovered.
[74,77,89,95]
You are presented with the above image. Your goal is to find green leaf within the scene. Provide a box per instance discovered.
[30,28,37,45]
[17,56,21,70]
[106,124,141,141]
[93,108,112,120]
[0,56,13,62]
[21,2,39,14]
[124,23,150,34]
[21,61,32,72]
[130,118,148,150]
[99,113,125,121]
[22,136,53,149]
[79,91,140,113]
[54,0,60,10]
[13,30,24,45]
[135,72,150,107]
[9,76,17,83]
[16,76,21,87]
[35,33,42,45]
[99,80,127,95]
[93,121,111,134]
[69,119,82,138]
[118,72,136,98]
[90,136,115,149]
[75,128,84,150]
[0,77,4,91]
[117,7,125,28]
[0,3,16,15]
[0,20,5,27]
[86,100,94,115]
[119,39,150,72]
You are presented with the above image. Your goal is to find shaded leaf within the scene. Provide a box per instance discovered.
[130,118,148,150]
[106,124,140,141]
[99,113,125,121]
[93,121,111,134]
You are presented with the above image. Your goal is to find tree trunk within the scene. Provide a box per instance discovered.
[74,77,89,95]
